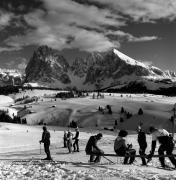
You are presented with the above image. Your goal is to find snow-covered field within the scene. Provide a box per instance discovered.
[0,95,14,106]
[8,91,176,131]
[0,123,176,180]
[0,91,176,179]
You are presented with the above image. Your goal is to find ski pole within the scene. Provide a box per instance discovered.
[102,156,115,164]
[40,143,41,154]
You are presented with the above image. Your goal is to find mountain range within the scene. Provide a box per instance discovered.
[1,45,176,92]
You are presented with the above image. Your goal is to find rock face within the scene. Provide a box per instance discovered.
[24,46,176,90]
[25,46,70,84]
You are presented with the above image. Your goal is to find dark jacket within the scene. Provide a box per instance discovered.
[114,136,128,155]
[138,130,147,149]
[41,130,50,144]
[64,133,67,140]
[73,131,79,140]
[85,135,101,154]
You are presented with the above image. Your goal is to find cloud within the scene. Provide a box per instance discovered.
[130,36,158,42]
[5,57,27,71]
[0,0,44,14]
[2,0,123,52]
[84,0,176,22]
[17,58,27,70]
[0,11,13,29]
[68,29,114,51]
[0,46,22,53]
[106,30,158,42]
[0,0,168,53]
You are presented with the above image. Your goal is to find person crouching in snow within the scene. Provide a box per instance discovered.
[137,126,147,165]
[114,130,136,164]
[85,133,104,163]
[147,126,176,168]
[67,130,73,153]
[39,126,52,160]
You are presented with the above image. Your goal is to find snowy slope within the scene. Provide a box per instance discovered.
[113,49,147,68]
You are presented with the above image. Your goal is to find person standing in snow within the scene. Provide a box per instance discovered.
[39,126,52,160]
[67,129,73,153]
[147,126,176,168]
[114,130,136,164]
[85,133,104,163]
[63,130,68,148]
[137,126,147,165]
[73,127,79,152]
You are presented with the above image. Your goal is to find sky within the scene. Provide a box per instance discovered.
[0,0,175,72]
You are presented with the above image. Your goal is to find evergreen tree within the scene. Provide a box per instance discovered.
[120,117,124,123]
[138,108,143,115]
[121,107,124,113]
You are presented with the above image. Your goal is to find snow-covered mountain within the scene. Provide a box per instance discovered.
[25,46,70,87]
[113,49,176,81]
[24,46,176,91]
[0,68,23,86]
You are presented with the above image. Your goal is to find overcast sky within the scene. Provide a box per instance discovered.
[0,0,175,72]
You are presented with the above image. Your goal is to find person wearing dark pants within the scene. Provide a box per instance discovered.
[40,126,52,160]
[73,127,79,152]
[63,131,67,148]
[85,133,104,163]
[114,130,136,164]
[139,148,147,165]
[137,126,147,165]
[158,141,176,167]
[124,148,136,164]
[89,148,102,163]
[67,130,73,153]
[147,126,176,168]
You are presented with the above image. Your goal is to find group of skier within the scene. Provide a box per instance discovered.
[63,128,80,153]
[39,125,176,169]
[39,126,80,160]
[85,126,176,169]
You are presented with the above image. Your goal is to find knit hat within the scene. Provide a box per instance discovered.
[118,130,128,137]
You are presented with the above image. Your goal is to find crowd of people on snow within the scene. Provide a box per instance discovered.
[39,125,176,169]
[39,126,80,160]
[63,127,80,153]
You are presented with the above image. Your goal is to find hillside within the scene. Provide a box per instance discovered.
[4,91,175,132]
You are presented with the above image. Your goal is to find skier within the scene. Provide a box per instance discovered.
[85,133,104,163]
[114,130,136,164]
[39,126,52,160]
[63,131,68,148]
[67,129,73,153]
[137,126,147,165]
[147,126,176,168]
[73,127,79,152]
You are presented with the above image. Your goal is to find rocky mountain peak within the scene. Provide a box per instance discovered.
[25,46,70,85]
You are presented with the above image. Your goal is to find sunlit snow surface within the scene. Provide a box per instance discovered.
[113,49,147,68]
[1,93,176,179]
[0,160,176,180]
